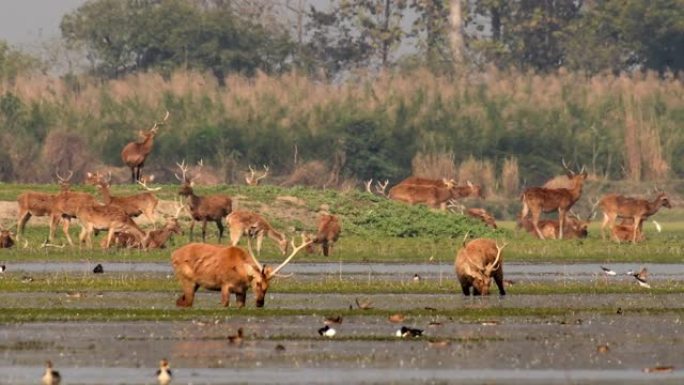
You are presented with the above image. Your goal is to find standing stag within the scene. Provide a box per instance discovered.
[244,165,269,186]
[520,161,587,239]
[599,192,671,243]
[171,234,312,308]
[227,210,288,256]
[121,111,169,183]
[176,160,232,242]
[48,171,98,245]
[307,213,341,256]
[86,172,159,228]
[455,238,507,296]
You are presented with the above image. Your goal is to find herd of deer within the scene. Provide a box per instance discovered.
[0,110,673,303]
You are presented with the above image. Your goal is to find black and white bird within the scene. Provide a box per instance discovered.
[395,326,423,338]
[632,267,651,288]
[41,360,61,385]
[318,325,336,337]
[0,264,6,273]
[600,266,617,276]
[156,359,172,385]
[413,273,421,282]
[227,328,244,345]
[93,264,104,274]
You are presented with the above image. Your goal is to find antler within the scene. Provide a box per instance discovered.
[173,197,185,218]
[55,170,74,183]
[246,237,264,271]
[175,160,189,182]
[268,233,313,278]
[375,180,389,197]
[447,199,465,214]
[364,179,373,194]
[245,165,269,186]
[138,178,162,191]
[487,241,508,274]
[150,110,170,133]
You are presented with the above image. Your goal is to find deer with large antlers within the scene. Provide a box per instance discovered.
[245,165,269,186]
[227,210,289,256]
[599,192,671,243]
[455,238,507,296]
[86,172,159,228]
[176,160,232,242]
[48,170,98,245]
[121,111,169,184]
[520,161,587,240]
[306,213,341,256]
[171,234,313,308]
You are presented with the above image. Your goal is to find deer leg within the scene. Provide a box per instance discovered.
[201,220,208,242]
[322,241,330,257]
[235,291,247,308]
[104,228,116,249]
[221,284,232,307]
[62,218,74,246]
[558,210,566,240]
[531,211,545,240]
[460,282,471,296]
[177,282,199,307]
[78,225,88,246]
[188,220,195,241]
[493,270,506,296]
[600,213,610,240]
[48,214,60,242]
[216,219,224,242]
[256,232,264,256]
[632,217,641,244]
[16,211,31,241]
[229,226,241,246]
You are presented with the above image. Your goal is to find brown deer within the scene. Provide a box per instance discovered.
[16,186,61,241]
[306,213,341,256]
[520,163,587,240]
[517,214,589,240]
[599,192,671,243]
[100,231,140,249]
[86,172,159,228]
[171,234,312,308]
[388,181,483,209]
[75,200,146,248]
[48,171,98,245]
[396,176,455,187]
[244,165,269,186]
[455,238,507,296]
[465,208,498,229]
[142,201,185,249]
[121,111,169,183]
[176,160,232,242]
[227,210,288,256]
[611,218,646,243]
[0,225,15,248]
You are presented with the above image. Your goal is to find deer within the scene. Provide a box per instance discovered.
[48,171,99,246]
[447,201,498,229]
[121,110,169,184]
[142,201,185,249]
[520,161,587,240]
[306,213,341,256]
[455,237,507,296]
[599,191,671,243]
[396,176,456,187]
[388,181,482,210]
[245,165,269,186]
[364,179,389,197]
[16,184,62,242]
[517,214,589,240]
[86,172,159,228]
[227,210,289,256]
[75,201,146,249]
[0,225,15,248]
[176,160,232,242]
[171,234,312,308]
[611,218,646,243]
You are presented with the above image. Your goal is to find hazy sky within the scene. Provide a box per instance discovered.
[0,0,87,47]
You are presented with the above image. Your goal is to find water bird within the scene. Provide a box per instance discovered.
[600,266,617,276]
[324,315,343,325]
[428,321,442,327]
[318,325,336,337]
[427,339,450,348]
[616,307,623,315]
[596,344,610,353]
[480,320,500,326]
[355,297,373,310]
[275,344,286,352]
[21,275,33,283]
[227,328,244,345]
[388,313,405,323]
[0,264,5,273]
[643,365,673,373]
[631,267,651,288]
[93,264,104,274]
[395,326,423,338]
[41,360,61,385]
[413,273,421,282]
[156,358,172,385]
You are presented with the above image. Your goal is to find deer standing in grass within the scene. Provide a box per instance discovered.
[455,238,507,296]
[48,171,98,245]
[245,165,269,186]
[227,210,288,256]
[599,192,671,243]
[520,162,587,240]
[16,173,68,240]
[306,213,341,256]
[121,111,169,183]
[86,172,159,228]
[171,234,312,308]
[76,200,146,248]
[176,161,232,243]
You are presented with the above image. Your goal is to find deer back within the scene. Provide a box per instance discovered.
[316,214,341,243]
[17,191,54,216]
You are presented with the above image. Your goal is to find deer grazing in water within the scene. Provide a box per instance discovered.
[455,237,507,296]
[121,111,169,183]
[244,165,269,186]
[86,172,159,228]
[520,161,587,239]
[176,160,232,242]
[171,234,312,308]
[227,210,289,256]
[306,213,341,256]
[599,191,671,243]
[48,171,98,245]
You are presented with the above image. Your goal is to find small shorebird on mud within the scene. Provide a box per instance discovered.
[41,360,61,385]
[156,359,172,385]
